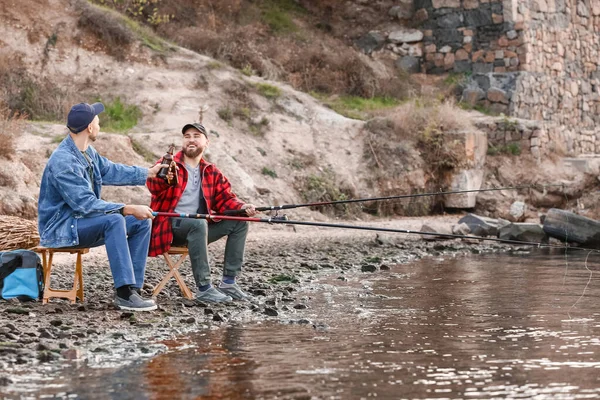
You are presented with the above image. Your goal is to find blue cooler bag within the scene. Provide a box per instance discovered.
[0,250,44,301]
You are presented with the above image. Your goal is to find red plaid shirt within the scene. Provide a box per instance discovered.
[147,151,244,256]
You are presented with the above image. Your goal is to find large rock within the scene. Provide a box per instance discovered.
[499,223,548,244]
[543,208,600,247]
[443,130,488,208]
[420,222,453,240]
[458,213,505,237]
[388,29,424,44]
[395,56,421,73]
[355,32,386,55]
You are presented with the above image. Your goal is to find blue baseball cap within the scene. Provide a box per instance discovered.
[67,102,105,133]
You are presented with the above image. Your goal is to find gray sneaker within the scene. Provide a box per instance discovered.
[114,293,157,311]
[196,287,232,303]
[218,282,253,301]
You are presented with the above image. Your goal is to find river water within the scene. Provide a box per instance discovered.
[8,249,600,399]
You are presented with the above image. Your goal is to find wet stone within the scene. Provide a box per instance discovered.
[380,264,391,271]
[361,264,378,273]
[38,329,55,339]
[37,350,60,363]
[181,299,197,307]
[50,320,63,327]
[264,307,279,317]
[293,304,308,309]
[0,376,13,386]
[212,313,225,322]
[6,308,29,315]
[204,308,214,315]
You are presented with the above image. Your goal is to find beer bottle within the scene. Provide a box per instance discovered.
[157,145,177,186]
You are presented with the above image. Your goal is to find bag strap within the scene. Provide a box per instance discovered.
[0,255,22,282]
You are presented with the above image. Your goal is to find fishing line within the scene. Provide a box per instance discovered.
[222,184,568,215]
[568,250,594,320]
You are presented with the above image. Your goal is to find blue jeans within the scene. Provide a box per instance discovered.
[73,214,151,289]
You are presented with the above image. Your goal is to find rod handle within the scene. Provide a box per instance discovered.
[222,209,248,216]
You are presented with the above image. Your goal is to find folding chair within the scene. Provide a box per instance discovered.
[152,246,194,299]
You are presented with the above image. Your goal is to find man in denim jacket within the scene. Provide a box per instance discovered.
[38,102,167,311]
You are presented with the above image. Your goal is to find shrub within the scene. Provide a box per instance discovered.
[217,107,233,122]
[0,104,26,159]
[99,97,141,132]
[76,0,134,60]
[0,60,73,122]
[255,83,281,99]
[295,170,357,217]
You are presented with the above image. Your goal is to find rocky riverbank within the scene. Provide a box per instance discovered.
[0,217,518,389]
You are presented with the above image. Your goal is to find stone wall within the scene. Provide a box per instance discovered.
[416,0,525,75]
[408,0,600,157]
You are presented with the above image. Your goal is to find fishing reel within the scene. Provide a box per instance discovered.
[265,210,288,223]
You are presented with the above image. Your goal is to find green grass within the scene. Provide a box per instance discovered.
[487,143,521,156]
[459,102,497,116]
[123,18,172,53]
[217,107,233,122]
[261,167,278,178]
[311,93,400,120]
[260,0,305,34]
[255,83,282,99]
[99,97,141,132]
[241,63,254,76]
[268,274,299,284]
[443,71,471,87]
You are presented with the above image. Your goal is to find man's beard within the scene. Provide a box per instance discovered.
[183,145,202,158]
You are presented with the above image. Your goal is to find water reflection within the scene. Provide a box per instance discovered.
[11,250,600,399]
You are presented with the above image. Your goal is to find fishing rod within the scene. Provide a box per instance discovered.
[220,184,568,216]
[151,212,599,253]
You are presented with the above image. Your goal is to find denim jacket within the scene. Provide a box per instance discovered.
[38,135,148,247]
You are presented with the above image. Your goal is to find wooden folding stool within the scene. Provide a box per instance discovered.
[33,247,89,304]
[152,246,194,299]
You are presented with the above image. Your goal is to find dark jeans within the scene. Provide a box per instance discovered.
[171,218,249,287]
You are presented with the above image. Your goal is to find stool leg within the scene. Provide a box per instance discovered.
[171,254,194,300]
[152,254,177,298]
[76,252,84,303]
[42,251,53,305]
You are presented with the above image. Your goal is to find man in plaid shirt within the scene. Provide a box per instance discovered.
[147,122,257,303]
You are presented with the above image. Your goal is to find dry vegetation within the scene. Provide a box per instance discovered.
[0,104,27,160]
[91,0,413,99]
[364,99,476,216]
[0,53,74,123]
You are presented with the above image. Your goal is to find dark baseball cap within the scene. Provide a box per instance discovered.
[182,122,207,137]
[67,102,105,133]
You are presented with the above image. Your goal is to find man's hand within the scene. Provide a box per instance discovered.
[242,204,257,217]
[123,205,155,220]
[148,163,170,179]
